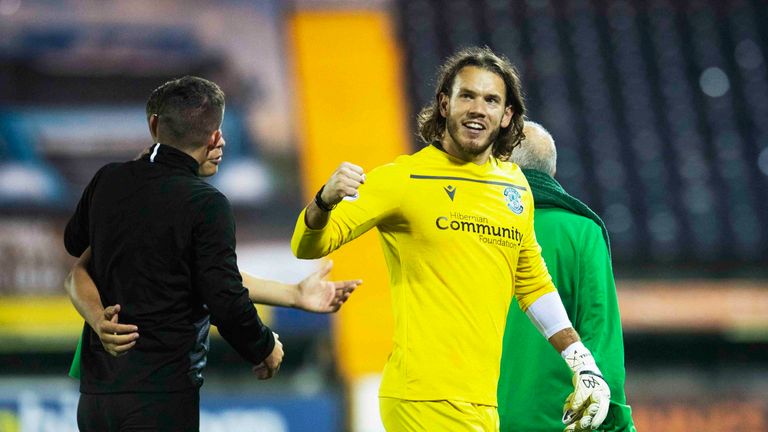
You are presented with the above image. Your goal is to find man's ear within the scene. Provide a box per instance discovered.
[501,106,513,128]
[438,92,450,118]
[148,114,159,141]
[207,130,222,151]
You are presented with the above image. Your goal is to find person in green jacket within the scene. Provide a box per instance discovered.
[498,121,636,431]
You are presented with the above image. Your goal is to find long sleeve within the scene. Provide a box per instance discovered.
[576,223,635,431]
[514,196,557,310]
[291,164,404,259]
[193,191,274,365]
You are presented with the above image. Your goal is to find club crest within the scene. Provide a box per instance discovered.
[503,187,524,214]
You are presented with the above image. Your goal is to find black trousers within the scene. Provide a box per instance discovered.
[77,388,199,432]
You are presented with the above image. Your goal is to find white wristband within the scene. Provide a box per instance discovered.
[561,341,601,375]
[524,291,572,338]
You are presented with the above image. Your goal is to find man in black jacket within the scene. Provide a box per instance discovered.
[64,76,282,432]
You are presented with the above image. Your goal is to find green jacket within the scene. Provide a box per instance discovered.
[69,335,81,378]
[497,170,635,432]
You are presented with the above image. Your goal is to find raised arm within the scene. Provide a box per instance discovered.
[303,162,366,229]
[292,162,402,259]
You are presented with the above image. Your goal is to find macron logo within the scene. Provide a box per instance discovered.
[443,185,456,201]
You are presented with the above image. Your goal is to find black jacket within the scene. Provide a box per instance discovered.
[65,143,275,394]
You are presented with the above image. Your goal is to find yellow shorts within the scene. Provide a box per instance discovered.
[379,397,499,432]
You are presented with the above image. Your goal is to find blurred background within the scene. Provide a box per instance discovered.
[0,0,767,430]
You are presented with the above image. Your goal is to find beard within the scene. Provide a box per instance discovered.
[445,115,501,157]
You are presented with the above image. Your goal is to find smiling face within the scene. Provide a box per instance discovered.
[439,66,513,164]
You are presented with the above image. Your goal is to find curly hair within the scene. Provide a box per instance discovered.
[417,47,526,160]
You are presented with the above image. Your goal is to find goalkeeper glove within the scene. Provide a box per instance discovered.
[561,341,611,431]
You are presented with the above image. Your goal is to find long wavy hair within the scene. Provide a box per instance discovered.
[417,47,526,160]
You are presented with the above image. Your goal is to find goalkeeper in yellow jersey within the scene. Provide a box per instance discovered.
[292,47,610,431]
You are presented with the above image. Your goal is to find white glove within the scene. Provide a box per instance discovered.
[561,342,611,431]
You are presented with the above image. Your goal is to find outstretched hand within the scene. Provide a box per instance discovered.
[296,260,361,313]
[94,304,139,357]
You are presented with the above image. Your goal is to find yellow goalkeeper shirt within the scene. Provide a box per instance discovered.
[292,144,556,406]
